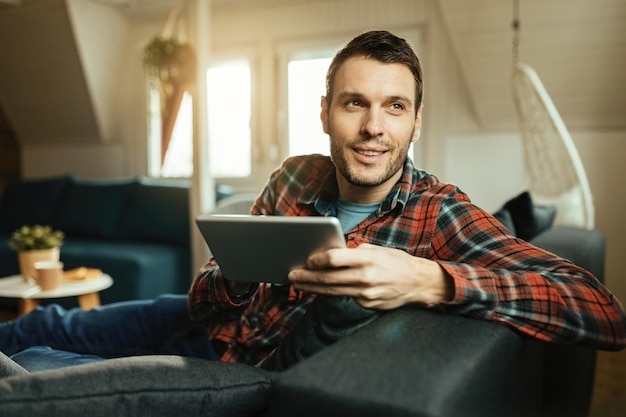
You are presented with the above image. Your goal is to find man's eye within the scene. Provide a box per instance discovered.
[390,103,405,111]
[346,100,361,107]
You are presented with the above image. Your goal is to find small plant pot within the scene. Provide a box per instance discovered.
[18,247,60,285]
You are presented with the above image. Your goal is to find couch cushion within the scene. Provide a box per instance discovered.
[502,191,556,241]
[51,178,135,238]
[0,355,274,417]
[0,176,72,233]
[60,237,191,301]
[115,177,190,247]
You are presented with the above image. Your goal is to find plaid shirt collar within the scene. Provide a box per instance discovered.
[304,156,421,217]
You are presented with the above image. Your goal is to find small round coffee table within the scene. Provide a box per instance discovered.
[0,274,113,316]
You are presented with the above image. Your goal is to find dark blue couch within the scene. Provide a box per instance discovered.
[0,175,196,308]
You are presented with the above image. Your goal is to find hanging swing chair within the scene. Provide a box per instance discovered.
[510,3,595,229]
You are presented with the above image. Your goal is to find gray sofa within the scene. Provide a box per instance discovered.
[0,194,608,417]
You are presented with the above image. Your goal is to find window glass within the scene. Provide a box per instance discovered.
[287,57,332,156]
[206,60,252,178]
[160,92,193,177]
[148,88,193,178]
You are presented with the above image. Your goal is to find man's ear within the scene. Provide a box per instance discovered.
[320,96,329,134]
[412,103,424,143]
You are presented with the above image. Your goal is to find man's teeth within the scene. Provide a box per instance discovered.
[357,150,383,156]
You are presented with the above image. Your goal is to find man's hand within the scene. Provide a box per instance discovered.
[288,243,454,310]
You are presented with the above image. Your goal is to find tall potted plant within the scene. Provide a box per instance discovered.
[8,224,64,284]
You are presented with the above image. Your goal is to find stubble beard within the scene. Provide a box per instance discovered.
[328,129,414,188]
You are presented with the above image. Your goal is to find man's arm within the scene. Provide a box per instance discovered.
[187,258,258,325]
[431,199,625,350]
[289,243,454,309]
[289,201,626,350]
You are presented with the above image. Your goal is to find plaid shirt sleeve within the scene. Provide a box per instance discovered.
[186,171,317,365]
[187,154,625,364]
[430,189,626,351]
[187,258,252,325]
[187,256,315,365]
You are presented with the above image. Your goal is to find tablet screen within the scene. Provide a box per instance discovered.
[195,214,346,284]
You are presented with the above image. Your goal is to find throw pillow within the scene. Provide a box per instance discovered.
[503,191,557,241]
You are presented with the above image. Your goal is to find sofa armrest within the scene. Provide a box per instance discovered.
[267,308,543,417]
[529,226,605,282]
[529,226,604,417]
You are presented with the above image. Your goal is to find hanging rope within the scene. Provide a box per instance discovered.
[512,0,520,64]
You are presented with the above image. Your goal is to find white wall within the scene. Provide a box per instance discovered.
[67,0,130,143]
[442,133,526,211]
[21,142,128,179]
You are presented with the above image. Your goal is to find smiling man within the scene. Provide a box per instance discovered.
[323,56,421,197]
[197,31,626,360]
[1,30,624,374]
[189,30,625,365]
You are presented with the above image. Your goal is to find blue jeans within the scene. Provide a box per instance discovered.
[0,294,220,371]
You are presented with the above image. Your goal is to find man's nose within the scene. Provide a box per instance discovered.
[361,108,383,137]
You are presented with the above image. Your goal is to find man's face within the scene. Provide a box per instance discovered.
[321,56,422,203]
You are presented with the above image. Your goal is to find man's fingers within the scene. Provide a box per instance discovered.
[305,245,373,270]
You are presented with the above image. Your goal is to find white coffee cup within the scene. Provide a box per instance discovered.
[34,261,64,291]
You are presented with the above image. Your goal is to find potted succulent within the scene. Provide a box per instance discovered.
[8,225,64,284]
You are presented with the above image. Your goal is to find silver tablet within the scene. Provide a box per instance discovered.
[195,214,346,284]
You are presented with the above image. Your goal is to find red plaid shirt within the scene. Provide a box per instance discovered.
[188,155,626,365]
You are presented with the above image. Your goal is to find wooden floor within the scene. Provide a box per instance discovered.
[589,349,626,417]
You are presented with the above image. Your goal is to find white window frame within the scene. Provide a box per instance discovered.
[206,46,261,191]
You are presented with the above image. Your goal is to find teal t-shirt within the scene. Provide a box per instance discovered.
[335,199,381,232]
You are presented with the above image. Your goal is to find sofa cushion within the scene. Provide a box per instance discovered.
[60,237,191,301]
[0,176,72,233]
[115,177,190,247]
[51,178,135,238]
[502,191,556,241]
[0,355,274,417]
